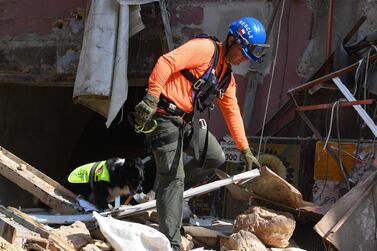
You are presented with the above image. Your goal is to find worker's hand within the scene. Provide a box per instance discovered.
[241,147,261,171]
[134,94,159,128]
[139,190,155,203]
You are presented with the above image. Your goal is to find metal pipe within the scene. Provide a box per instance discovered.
[327,0,334,58]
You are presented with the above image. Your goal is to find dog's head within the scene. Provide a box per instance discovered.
[106,157,144,194]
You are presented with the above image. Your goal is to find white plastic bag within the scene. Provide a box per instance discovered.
[93,212,172,251]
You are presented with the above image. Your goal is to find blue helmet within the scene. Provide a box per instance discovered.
[229,17,269,63]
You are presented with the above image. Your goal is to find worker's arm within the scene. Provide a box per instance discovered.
[147,39,214,98]
[216,74,249,151]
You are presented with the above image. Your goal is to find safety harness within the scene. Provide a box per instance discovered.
[157,35,232,163]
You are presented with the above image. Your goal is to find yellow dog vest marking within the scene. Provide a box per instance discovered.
[68,161,111,183]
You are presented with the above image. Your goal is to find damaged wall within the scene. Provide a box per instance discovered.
[0,1,164,207]
[268,0,377,138]
[0,0,86,83]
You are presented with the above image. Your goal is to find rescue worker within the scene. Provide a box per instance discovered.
[133,17,268,249]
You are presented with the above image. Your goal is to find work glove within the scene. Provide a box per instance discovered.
[134,93,159,128]
[241,147,261,171]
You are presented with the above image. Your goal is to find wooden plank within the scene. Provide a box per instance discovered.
[158,0,174,51]
[8,207,76,251]
[0,147,82,214]
[0,223,16,244]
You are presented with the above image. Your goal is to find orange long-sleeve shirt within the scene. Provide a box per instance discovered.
[147,38,249,150]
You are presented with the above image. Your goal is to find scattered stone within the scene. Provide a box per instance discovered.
[233,206,295,248]
[221,230,267,251]
[50,221,92,250]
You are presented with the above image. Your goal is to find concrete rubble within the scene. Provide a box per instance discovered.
[0,146,313,250]
[3,144,375,251]
[5,143,373,251]
[233,207,295,248]
[221,230,267,251]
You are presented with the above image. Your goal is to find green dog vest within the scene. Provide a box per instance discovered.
[68,161,111,183]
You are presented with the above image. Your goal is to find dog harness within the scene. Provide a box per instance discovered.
[68,161,111,185]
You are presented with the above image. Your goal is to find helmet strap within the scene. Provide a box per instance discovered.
[224,34,236,59]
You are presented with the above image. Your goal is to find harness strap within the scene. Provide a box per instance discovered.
[89,161,101,190]
[180,69,199,87]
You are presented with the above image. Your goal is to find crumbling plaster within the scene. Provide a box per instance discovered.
[168,0,272,76]
[298,0,376,80]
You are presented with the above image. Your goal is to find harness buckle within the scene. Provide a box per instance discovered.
[168,103,177,112]
[193,78,205,90]
[219,89,224,99]
[199,118,207,129]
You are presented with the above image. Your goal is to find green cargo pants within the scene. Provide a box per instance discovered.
[145,113,225,247]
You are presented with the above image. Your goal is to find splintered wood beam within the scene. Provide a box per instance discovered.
[296,99,375,111]
[0,147,82,214]
[0,222,16,244]
[7,207,76,251]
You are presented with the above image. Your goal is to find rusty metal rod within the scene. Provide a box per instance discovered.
[296,99,374,111]
[327,0,334,58]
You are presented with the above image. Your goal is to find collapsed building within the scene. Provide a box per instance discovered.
[1,0,377,250]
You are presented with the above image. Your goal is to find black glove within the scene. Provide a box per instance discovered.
[134,94,159,128]
[241,147,261,171]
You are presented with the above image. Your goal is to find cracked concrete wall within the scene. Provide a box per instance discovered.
[289,0,377,139]
[0,0,86,76]
[298,0,377,80]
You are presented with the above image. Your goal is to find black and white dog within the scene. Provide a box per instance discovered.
[67,157,147,210]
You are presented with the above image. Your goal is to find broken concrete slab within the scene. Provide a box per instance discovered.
[50,221,92,250]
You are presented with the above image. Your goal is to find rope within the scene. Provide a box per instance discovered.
[257,0,286,158]
[323,101,339,150]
